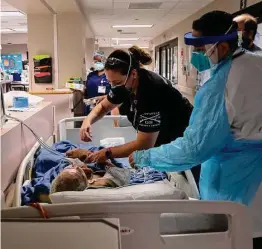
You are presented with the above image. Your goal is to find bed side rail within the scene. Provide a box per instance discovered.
[13,141,42,207]
[2,200,252,249]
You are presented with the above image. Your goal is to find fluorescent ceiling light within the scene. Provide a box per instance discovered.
[0,11,25,17]
[1,28,14,33]
[112,38,139,41]
[112,24,153,28]
[13,28,28,33]
[113,44,133,47]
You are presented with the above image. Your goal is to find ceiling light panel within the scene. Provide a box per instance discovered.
[128,2,162,9]
[0,11,25,17]
[1,28,14,33]
[112,24,153,28]
[13,28,28,32]
[112,38,139,41]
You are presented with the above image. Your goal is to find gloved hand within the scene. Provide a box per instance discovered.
[66,149,93,163]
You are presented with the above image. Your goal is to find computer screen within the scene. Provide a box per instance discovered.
[2,218,121,249]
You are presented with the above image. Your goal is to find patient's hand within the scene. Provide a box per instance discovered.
[66,149,93,163]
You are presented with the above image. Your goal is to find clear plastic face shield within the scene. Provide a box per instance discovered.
[184,25,237,73]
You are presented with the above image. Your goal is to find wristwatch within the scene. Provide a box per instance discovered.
[105,148,113,160]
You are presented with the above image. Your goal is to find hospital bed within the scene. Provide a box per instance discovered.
[3,116,259,249]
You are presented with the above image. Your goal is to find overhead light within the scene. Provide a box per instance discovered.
[112,24,153,28]
[112,38,139,41]
[13,28,28,33]
[113,44,133,47]
[1,28,14,33]
[140,46,149,49]
[0,11,25,17]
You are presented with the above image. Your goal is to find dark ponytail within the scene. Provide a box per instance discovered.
[105,45,152,76]
[128,45,152,66]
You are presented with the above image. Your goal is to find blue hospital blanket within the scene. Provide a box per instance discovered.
[21,141,167,205]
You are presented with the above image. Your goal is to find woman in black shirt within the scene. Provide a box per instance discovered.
[80,46,193,162]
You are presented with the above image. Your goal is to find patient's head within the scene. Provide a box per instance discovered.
[50,165,93,194]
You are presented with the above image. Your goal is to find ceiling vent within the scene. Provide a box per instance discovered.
[19,22,27,26]
[128,2,162,10]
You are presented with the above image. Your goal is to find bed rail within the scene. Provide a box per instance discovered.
[13,141,41,207]
[2,200,253,249]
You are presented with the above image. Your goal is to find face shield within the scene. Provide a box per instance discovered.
[184,29,238,72]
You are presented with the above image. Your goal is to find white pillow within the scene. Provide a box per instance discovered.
[50,180,187,204]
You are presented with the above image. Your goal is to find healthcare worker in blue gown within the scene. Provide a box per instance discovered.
[85,52,111,115]
[130,11,262,206]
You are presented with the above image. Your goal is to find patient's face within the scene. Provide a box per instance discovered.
[63,165,93,181]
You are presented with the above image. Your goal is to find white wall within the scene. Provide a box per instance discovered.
[99,47,114,58]
[1,33,28,45]
[1,44,28,61]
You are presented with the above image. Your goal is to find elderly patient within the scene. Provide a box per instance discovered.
[50,149,130,194]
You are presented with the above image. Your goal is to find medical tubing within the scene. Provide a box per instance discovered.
[5,114,72,163]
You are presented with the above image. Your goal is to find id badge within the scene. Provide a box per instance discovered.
[98,85,106,94]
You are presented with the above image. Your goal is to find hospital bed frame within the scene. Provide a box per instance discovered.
[13,116,199,207]
[8,116,258,249]
[2,200,252,249]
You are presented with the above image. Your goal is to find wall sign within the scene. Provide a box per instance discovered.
[1,54,23,73]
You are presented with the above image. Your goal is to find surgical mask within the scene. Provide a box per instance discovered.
[93,62,105,71]
[191,52,211,72]
[109,84,132,104]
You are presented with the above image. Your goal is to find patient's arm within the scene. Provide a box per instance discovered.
[66,149,93,162]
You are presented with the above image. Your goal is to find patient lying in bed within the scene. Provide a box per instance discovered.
[50,161,128,194]
[21,143,167,205]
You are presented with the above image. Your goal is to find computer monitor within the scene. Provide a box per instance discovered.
[2,218,121,249]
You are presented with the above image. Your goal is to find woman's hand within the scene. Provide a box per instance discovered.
[88,149,108,163]
[80,120,92,142]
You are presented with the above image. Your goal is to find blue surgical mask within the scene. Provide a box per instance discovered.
[93,62,105,72]
[190,51,211,72]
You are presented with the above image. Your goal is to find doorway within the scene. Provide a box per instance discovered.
[155,38,178,86]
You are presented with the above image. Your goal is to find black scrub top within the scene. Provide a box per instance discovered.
[107,68,193,147]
